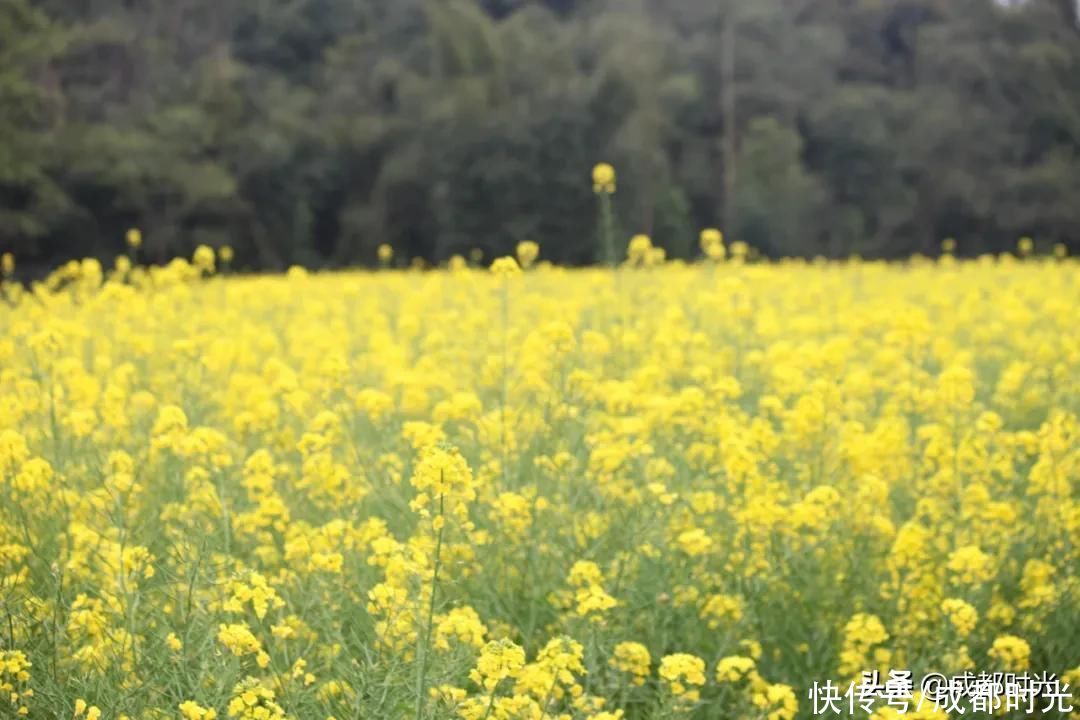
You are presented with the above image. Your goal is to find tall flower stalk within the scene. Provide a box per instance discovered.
[414,491,445,720]
[592,163,617,266]
[490,257,521,489]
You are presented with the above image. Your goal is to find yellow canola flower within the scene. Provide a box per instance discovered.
[125,228,142,249]
[469,639,526,692]
[516,240,539,269]
[753,683,798,720]
[941,598,978,638]
[989,634,1031,671]
[715,655,755,683]
[610,642,651,685]
[179,701,218,720]
[193,245,216,273]
[700,227,726,260]
[592,163,616,194]
[490,256,522,277]
[627,235,652,265]
[658,653,706,701]
[0,244,1078,719]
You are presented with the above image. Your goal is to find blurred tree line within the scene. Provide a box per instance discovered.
[2,0,1080,270]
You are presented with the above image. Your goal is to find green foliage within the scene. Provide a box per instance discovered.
[735,118,826,258]
[0,0,68,254]
[2,0,1080,270]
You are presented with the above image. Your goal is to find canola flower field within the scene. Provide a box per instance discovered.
[1,242,1079,720]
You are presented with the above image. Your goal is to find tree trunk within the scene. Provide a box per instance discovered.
[722,8,737,236]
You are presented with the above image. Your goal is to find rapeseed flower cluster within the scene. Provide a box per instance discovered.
[0,236,1078,719]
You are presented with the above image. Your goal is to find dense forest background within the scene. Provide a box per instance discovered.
[2,0,1080,271]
